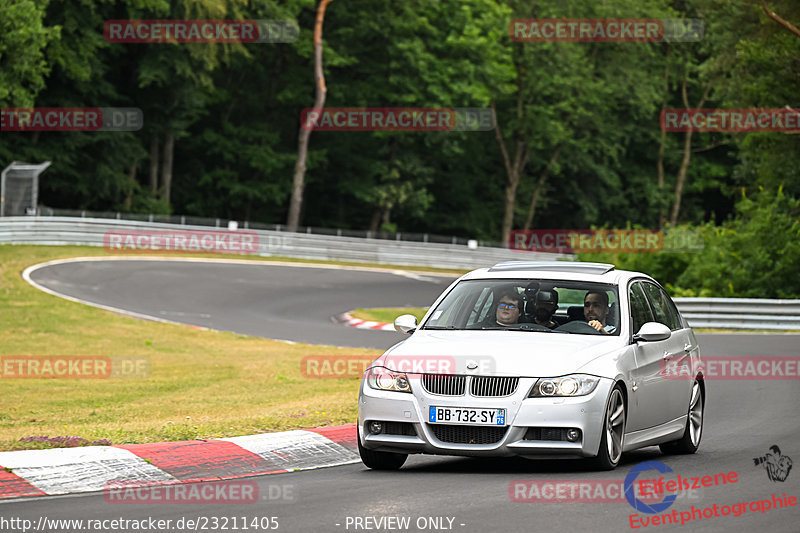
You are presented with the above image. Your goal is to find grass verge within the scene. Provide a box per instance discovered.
[349,307,428,324]
[0,244,424,450]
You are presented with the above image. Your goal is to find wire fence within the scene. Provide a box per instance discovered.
[0,215,561,270]
[35,207,501,247]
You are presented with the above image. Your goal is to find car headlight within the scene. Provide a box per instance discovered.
[529,374,599,397]
[366,366,412,393]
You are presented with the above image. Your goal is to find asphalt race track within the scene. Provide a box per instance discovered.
[25,258,457,348]
[7,258,800,532]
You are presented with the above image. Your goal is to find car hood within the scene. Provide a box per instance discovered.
[374,330,624,378]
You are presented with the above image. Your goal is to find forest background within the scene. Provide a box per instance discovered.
[1,0,798,297]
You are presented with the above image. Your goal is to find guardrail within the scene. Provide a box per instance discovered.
[674,298,800,331]
[1,217,797,330]
[0,216,563,271]
[34,206,503,247]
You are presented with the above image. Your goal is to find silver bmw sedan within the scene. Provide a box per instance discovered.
[357,261,704,470]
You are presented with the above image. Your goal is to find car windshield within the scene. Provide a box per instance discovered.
[423,279,620,335]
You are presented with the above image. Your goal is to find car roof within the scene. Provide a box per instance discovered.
[460,261,653,286]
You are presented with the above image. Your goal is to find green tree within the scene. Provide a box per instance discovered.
[0,0,57,107]
[676,187,800,298]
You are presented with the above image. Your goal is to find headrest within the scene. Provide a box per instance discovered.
[567,306,585,321]
[535,290,558,306]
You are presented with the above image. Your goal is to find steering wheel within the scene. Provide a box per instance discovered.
[555,320,606,335]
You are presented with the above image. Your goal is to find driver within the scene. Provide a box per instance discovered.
[584,291,616,334]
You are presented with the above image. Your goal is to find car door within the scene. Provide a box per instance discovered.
[641,282,694,422]
[626,280,674,431]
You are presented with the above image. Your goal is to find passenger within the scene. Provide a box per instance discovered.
[489,290,523,327]
[584,291,615,334]
[532,290,559,329]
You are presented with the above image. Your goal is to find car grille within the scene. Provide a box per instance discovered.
[383,422,417,437]
[470,376,519,397]
[422,374,466,396]
[429,424,507,445]
[421,375,520,397]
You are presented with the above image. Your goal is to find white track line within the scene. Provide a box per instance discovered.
[21,256,445,342]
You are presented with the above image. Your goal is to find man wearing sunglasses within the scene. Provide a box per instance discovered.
[492,291,523,327]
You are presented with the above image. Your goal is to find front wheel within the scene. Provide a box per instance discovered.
[589,386,626,470]
[660,380,703,455]
[358,428,407,470]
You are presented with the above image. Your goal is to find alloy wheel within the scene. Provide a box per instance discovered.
[606,388,625,464]
[688,381,703,447]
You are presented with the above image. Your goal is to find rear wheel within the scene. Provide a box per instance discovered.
[358,428,408,470]
[589,386,626,470]
[660,381,703,455]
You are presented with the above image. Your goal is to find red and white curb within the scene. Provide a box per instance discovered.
[335,312,395,332]
[0,424,358,500]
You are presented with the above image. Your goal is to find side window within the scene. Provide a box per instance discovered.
[641,282,681,330]
[629,282,653,334]
[661,290,684,330]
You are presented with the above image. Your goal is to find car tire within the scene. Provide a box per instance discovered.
[659,380,703,455]
[358,428,408,470]
[589,385,626,471]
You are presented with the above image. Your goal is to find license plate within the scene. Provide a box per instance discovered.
[429,406,506,426]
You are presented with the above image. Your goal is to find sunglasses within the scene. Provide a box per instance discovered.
[498,303,518,310]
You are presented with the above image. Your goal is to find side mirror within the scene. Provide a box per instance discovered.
[633,322,671,342]
[394,314,418,334]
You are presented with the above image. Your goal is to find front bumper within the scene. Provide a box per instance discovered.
[358,376,614,459]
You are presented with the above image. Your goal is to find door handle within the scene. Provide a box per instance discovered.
[665,350,689,362]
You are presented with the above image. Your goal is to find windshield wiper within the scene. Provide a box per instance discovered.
[423,325,459,330]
